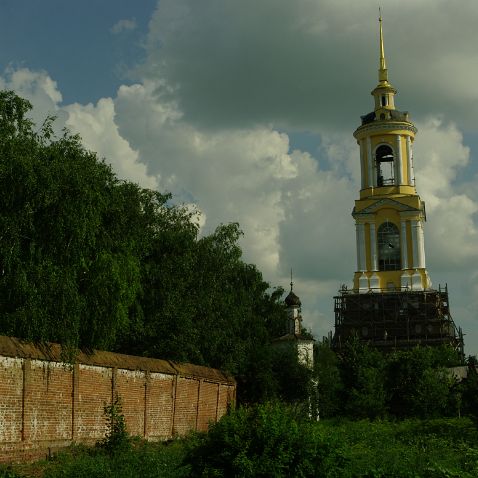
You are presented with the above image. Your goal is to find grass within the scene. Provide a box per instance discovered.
[324,417,478,477]
[6,440,190,478]
[3,417,478,477]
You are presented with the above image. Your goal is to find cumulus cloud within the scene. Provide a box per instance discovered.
[0,67,67,128]
[65,98,158,190]
[142,0,478,134]
[413,118,478,273]
[113,82,298,276]
[414,117,470,209]
[110,18,137,34]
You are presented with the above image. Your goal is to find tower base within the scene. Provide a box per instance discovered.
[332,285,464,355]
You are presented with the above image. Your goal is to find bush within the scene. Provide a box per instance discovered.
[185,401,347,477]
[0,467,22,478]
[39,441,190,478]
[97,394,131,454]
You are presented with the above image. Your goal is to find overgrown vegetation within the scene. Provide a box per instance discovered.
[316,339,478,421]
[6,404,478,478]
[185,402,346,477]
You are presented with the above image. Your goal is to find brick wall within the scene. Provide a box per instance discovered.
[0,336,235,463]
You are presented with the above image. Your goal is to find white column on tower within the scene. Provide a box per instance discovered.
[360,140,366,189]
[395,135,403,185]
[400,219,408,269]
[369,221,378,271]
[367,137,374,187]
[355,222,366,271]
[411,219,418,267]
[418,220,426,268]
[411,219,425,268]
[406,136,414,186]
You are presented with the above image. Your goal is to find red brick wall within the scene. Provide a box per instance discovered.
[146,373,174,439]
[26,361,73,442]
[116,369,146,437]
[0,349,235,463]
[197,381,220,432]
[76,364,112,440]
[0,357,23,443]
[172,377,200,436]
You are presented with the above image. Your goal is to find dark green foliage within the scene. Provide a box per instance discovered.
[338,337,388,419]
[0,467,22,478]
[462,358,478,425]
[386,346,459,419]
[0,91,154,353]
[316,341,469,420]
[328,418,478,478]
[315,340,343,418]
[39,441,190,478]
[271,343,314,403]
[9,417,478,477]
[185,402,347,477]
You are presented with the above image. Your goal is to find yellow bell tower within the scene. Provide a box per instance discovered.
[352,13,430,293]
[332,14,464,355]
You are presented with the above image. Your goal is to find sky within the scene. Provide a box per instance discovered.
[1,0,478,355]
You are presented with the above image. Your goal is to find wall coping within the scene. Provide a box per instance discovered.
[0,335,235,386]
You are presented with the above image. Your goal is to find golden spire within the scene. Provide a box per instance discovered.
[378,7,388,84]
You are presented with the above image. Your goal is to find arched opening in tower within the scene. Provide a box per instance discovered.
[375,145,395,186]
[378,221,401,271]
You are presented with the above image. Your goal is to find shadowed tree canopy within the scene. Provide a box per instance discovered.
[0,91,297,403]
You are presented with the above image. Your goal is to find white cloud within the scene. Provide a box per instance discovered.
[412,118,478,273]
[0,67,66,128]
[65,98,158,190]
[110,18,137,34]
[414,117,470,209]
[113,82,298,276]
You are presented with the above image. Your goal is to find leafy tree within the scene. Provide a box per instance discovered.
[271,342,314,404]
[387,346,459,418]
[186,402,347,477]
[314,340,343,418]
[0,91,151,352]
[339,337,388,418]
[462,356,478,425]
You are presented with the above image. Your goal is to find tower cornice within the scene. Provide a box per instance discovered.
[354,121,417,139]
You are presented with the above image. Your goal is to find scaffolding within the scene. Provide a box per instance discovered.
[332,284,464,356]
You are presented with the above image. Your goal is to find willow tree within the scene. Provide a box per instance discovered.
[0,90,188,351]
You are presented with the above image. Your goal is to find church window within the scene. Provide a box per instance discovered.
[375,145,394,186]
[378,221,400,271]
[381,95,387,106]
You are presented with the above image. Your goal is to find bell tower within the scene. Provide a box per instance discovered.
[353,13,429,293]
[332,14,464,354]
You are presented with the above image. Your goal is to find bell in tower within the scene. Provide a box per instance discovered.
[332,13,464,355]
